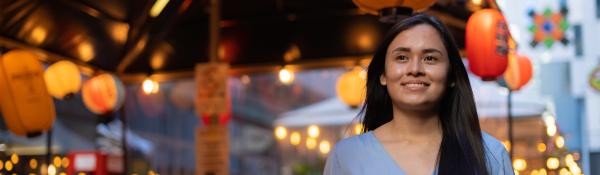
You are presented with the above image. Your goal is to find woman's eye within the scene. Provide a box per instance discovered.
[396,55,409,61]
[424,56,436,62]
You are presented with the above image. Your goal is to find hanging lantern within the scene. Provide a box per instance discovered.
[466,9,510,81]
[353,0,437,15]
[336,67,367,108]
[0,49,55,137]
[44,60,82,99]
[82,73,125,114]
[502,53,533,90]
[353,0,437,23]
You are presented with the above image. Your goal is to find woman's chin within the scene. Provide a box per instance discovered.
[394,99,436,111]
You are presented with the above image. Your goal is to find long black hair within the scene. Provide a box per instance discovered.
[360,13,488,174]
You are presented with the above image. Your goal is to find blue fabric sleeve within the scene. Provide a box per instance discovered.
[323,147,341,175]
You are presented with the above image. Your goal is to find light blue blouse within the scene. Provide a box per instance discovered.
[324,132,514,175]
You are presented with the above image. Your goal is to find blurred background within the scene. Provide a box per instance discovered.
[0,0,599,174]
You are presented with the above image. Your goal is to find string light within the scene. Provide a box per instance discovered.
[513,158,527,171]
[30,159,38,169]
[319,140,331,154]
[307,125,320,138]
[537,143,546,152]
[62,157,69,168]
[354,123,363,135]
[142,78,160,94]
[546,157,560,170]
[306,137,317,150]
[290,132,301,146]
[48,164,57,175]
[10,153,19,164]
[556,136,565,148]
[5,161,13,171]
[278,67,294,85]
[274,126,287,140]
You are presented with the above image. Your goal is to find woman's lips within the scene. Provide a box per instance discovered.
[400,80,430,91]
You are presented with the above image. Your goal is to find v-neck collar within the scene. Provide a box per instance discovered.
[366,131,439,175]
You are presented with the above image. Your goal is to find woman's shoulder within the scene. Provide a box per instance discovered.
[481,131,514,173]
[325,132,379,173]
[481,132,506,153]
[332,132,374,153]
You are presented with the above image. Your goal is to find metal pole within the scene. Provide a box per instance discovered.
[209,0,220,63]
[507,89,514,160]
[46,128,52,169]
[121,107,128,174]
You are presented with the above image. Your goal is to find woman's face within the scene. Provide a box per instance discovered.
[380,24,450,111]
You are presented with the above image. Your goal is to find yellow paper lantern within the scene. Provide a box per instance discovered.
[336,67,366,108]
[44,60,82,99]
[0,49,56,137]
[82,73,126,114]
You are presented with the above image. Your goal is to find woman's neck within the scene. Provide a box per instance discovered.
[376,107,442,142]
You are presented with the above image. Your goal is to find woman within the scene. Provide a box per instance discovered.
[324,13,513,175]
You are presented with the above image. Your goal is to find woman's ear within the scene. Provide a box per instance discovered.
[380,74,387,86]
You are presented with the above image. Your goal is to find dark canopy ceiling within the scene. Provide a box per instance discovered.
[0,0,473,75]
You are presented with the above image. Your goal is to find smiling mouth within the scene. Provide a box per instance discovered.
[400,81,431,88]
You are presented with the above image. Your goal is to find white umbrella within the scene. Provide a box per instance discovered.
[275,98,361,127]
[275,75,545,127]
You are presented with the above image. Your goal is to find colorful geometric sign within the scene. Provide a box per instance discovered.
[528,6,570,48]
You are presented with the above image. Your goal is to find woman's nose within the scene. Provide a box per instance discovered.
[406,56,425,76]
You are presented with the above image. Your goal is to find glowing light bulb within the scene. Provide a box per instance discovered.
[274,126,287,140]
[278,68,294,85]
[142,78,160,94]
[290,132,301,146]
[307,125,320,138]
[319,140,331,154]
[306,137,317,150]
[547,157,560,170]
[513,158,527,171]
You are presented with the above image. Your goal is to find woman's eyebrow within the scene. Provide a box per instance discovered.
[391,47,411,52]
[392,47,443,55]
[423,48,443,55]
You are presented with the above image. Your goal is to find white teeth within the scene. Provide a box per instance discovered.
[404,83,426,87]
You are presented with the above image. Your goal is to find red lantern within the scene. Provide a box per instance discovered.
[466,9,510,81]
[0,49,55,137]
[503,53,533,90]
[82,73,125,114]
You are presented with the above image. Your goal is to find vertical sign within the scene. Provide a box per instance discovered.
[196,126,229,175]
[195,63,230,175]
